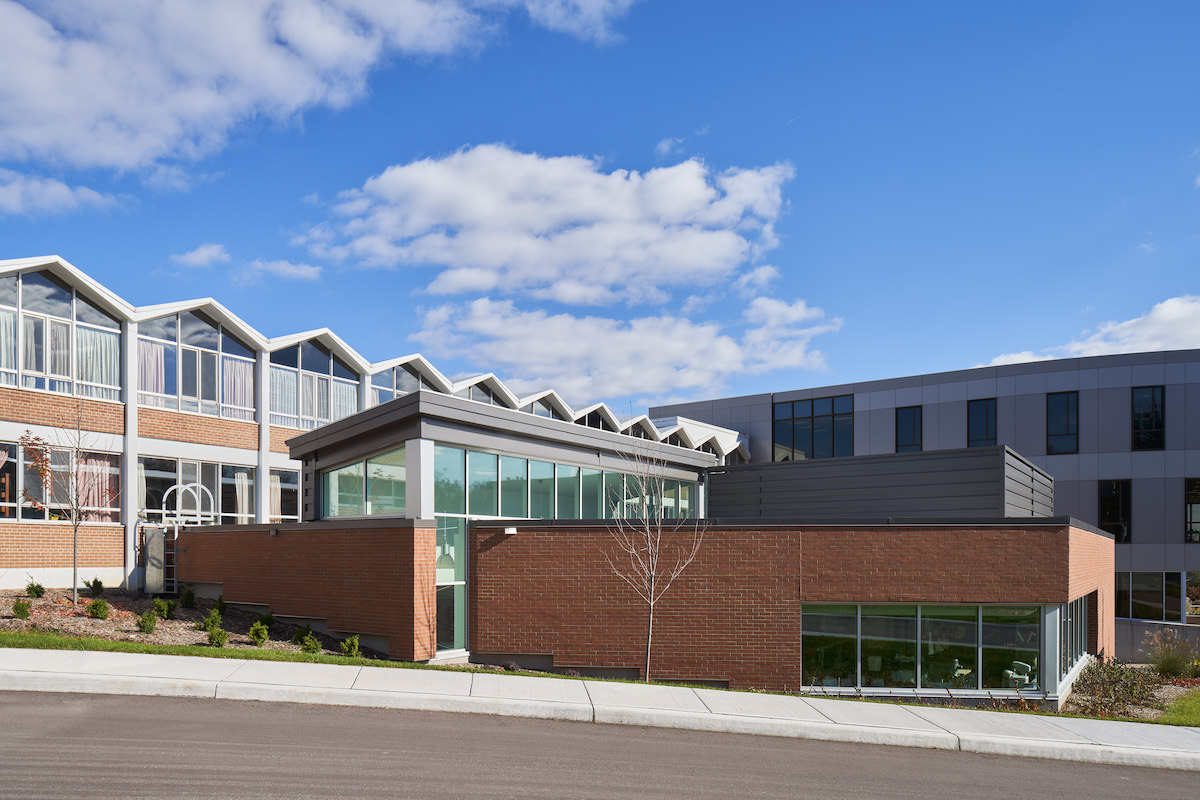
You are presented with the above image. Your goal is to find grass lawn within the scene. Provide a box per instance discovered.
[1156,689,1200,726]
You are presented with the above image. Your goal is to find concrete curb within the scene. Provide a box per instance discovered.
[958,732,1200,772]
[0,669,218,700]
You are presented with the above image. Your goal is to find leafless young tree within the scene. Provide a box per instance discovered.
[19,405,121,605]
[605,444,706,683]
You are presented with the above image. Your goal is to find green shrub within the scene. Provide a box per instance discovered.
[137,610,157,634]
[1071,659,1162,717]
[87,599,109,620]
[208,627,228,647]
[12,599,31,620]
[256,611,275,628]
[291,624,313,645]
[248,621,269,647]
[25,580,45,599]
[181,588,195,609]
[152,598,175,620]
[339,635,361,658]
[86,578,104,598]
[298,631,321,654]
[196,608,222,633]
[1141,629,1199,678]
[215,595,226,615]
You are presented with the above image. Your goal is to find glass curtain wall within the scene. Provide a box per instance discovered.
[269,340,359,429]
[0,271,121,400]
[138,309,256,420]
[802,604,1044,692]
[1116,571,1183,622]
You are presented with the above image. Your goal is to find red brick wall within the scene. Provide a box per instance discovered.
[176,522,436,660]
[0,387,123,435]
[0,522,124,568]
[138,408,258,450]
[270,425,298,454]
[798,526,1070,603]
[470,522,1115,691]
[1069,526,1116,659]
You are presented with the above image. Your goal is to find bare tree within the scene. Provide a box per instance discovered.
[605,445,706,683]
[19,404,120,605]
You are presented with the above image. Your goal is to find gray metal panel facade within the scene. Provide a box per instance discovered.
[707,446,1052,520]
[651,348,1200,576]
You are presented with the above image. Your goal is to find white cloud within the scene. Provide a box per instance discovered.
[1137,242,1158,254]
[0,167,117,215]
[0,1,635,174]
[988,295,1200,365]
[411,296,839,403]
[170,243,231,267]
[306,143,794,305]
[655,137,683,157]
[237,258,323,285]
[733,264,779,294]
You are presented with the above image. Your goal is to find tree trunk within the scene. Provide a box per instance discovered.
[644,601,654,682]
[72,518,78,605]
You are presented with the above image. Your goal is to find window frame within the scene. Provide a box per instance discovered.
[1097,479,1131,543]
[1046,391,1079,455]
[1131,385,1165,451]
[895,405,922,453]
[967,397,997,448]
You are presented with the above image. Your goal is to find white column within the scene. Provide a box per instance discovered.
[358,373,371,413]
[405,438,436,520]
[255,347,270,522]
[1041,604,1060,698]
[121,320,139,589]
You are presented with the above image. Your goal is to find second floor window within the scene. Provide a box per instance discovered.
[1046,391,1078,455]
[1186,479,1200,544]
[967,398,996,447]
[895,406,922,453]
[773,395,853,461]
[138,310,256,421]
[1098,479,1131,543]
[1132,386,1165,450]
[269,340,358,429]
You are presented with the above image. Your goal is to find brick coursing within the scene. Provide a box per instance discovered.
[270,425,298,454]
[0,388,123,435]
[176,523,436,660]
[0,522,124,568]
[138,408,258,451]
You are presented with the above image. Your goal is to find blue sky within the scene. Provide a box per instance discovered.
[2,1,1199,409]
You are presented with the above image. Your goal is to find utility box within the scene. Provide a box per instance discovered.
[144,527,165,594]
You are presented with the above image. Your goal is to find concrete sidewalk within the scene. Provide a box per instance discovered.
[1,647,1198,771]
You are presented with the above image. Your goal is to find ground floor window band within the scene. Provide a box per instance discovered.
[801,604,1044,691]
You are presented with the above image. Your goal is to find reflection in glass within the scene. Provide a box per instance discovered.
[366,447,406,515]
[921,606,977,689]
[499,456,527,517]
[467,451,498,516]
[981,606,1040,689]
[530,460,554,518]
[801,604,857,688]
[433,446,465,514]
[860,605,917,688]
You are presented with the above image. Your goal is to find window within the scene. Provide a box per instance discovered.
[773,395,853,461]
[3,271,121,400]
[269,469,299,523]
[1187,479,1200,544]
[895,406,922,453]
[1060,596,1088,679]
[967,398,996,447]
[137,457,251,524]
[138,310,255,420]
[269,341,358,429]
[0,441,120,522]
[1097,479,1131,543]
[1046,391,1078,455]
[1132,386,1165,450]
[369,363,428,406]
[1117,571,1183,622]
[321,446,406,517]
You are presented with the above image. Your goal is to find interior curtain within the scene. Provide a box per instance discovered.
[48,320,70,377]
[0,309,15,371]
[78,453,118,522]
[331,379,358,421]
[222,356,254,410]
[138,339,166,394]
[22,315,41,372]
[270,365,297,415]
[269,471,281,521]
[76,326,120,387]
[234,469,252,520]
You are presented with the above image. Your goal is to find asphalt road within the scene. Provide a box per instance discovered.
[0,691,1194,799]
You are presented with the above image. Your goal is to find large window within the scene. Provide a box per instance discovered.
[137,457,254,524]
[967,398,996,447]
[269,340,358,429]
[270,469,299,523]
[1115,571,1183,622]
[1060,596,1088,679]
[322,446,407,517]
[895,406,922,453]
[1187,479,1200,544]
[1132,386,1165,450]
[138,309,255,420]
[1046,391,1078,455]
[773,395,853,462]
[1097,479,1131,543]
[369,363,430,407]
[0,271,121,400]
[802,604,1042,692]
[0,441,120,522]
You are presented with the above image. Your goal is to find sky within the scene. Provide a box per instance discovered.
[2,1,1199,410]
